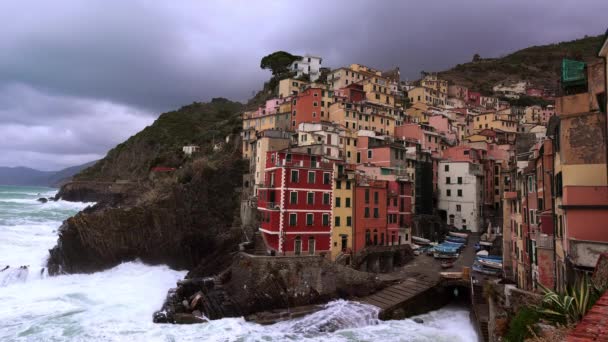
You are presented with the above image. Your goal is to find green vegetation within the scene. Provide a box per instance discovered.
[505,306,541,342]
[438,34,604,93]
[260,51,301,77]
[502,95,553,108]
[75,98,244,181]
[537,275,604,325]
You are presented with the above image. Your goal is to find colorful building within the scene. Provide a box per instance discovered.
[257,150,335,256]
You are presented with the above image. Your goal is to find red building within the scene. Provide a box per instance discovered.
[526,88,543,97]
[257,150,335,256]
[292,88,325,128]
[353,178,388,252]
[468,91,481,105]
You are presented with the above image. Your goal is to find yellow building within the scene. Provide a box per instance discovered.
[405,102,430,123]
[420,74,448,95]
[252,133,291,193]
[523,105,541,124]
[362,77,395,106]
[408,86,446,107]
[278,78,308,98]
[328,101,395,136]
[329,67,366,90]
[331,165,355,260]
[470,112,518,133]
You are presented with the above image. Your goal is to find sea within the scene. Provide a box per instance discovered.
[0,185,479,341]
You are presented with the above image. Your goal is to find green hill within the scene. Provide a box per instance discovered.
[437,34,605,95]
[74,98,243,182]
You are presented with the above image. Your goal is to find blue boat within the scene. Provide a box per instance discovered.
[446,236,466,243]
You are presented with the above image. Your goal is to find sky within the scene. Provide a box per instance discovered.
[1,0,606,170]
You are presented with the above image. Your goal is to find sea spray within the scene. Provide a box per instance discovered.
[0,186,478,341]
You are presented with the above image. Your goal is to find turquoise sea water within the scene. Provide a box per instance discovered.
[0,185,477,341]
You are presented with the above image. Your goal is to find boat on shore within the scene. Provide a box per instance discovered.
[412,236,431,245]
[449,232,468,239]
[446,236,467,244]
[472,262,502,276]
[476,255,503,269]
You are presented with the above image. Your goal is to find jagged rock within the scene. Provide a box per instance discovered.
[152,311,169,323]
[173,313,206,324]
[46,155,246,275]
[37,197,48,203]
[181,300,190,311]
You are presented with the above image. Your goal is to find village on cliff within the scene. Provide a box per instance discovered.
[208,34,608,335]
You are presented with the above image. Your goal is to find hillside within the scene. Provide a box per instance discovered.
[49,97,248,275]
[437,34,604,95]
[74,98,243,182]
[0,161,95,187]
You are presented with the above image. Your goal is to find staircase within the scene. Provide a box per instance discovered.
[252,231,268,256]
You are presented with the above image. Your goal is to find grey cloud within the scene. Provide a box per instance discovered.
[0,0,606,170]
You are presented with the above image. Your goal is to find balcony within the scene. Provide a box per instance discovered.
[503,191,518,200]
[258,200,280,210]
[275,159,334,170]
[532,231,554,249]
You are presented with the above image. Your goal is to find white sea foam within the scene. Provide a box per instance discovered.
[0,186,478,341]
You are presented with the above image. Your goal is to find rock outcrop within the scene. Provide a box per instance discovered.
[47,154,246,275]
[154,253,394,323]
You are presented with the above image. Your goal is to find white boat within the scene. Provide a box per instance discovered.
[476,250,489,256]
[412,236,431,245]
[479,241,493,247]
[477,258,502,269]
[449,232,468,239]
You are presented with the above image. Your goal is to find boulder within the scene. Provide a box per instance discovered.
[37,198,48,203]
[413,318,424,324]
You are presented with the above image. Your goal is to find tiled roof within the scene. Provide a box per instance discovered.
[567,290,608,341]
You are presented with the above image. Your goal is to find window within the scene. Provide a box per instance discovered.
[365,189,370,204]
[308,171,315,184]
[307,192,314,205]
[289,213,297,226]
[457,189,462,197]
[456,204,461,212]
[458,177,462,184]
[336,180,342,189]
[367,150,373,159]
[335,216,341,227]
[306,213,314,226]
[345,197,351,207]
[346,181,351,190]
[335,197,341,207]
[322,214,329,226]
[445,165,449,172]
[290,192,298,204]
[323,172,331,184]
[447,189,451,197]
[346,216,352,226]
[323,193,330,205]
[364,207,370,218]
[373,208,379,218]
[374,191,379,204]
[446,177,451,184]
[291,170,299,182]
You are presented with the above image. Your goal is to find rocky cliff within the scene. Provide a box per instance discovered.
[48,98,247,275]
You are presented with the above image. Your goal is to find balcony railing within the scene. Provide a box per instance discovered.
[274,159,333,170]
[257,200,280,210]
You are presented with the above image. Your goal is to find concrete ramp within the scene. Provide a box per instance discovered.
[359,275,439,311]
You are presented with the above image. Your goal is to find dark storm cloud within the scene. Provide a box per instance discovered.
[0,0,606,170]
